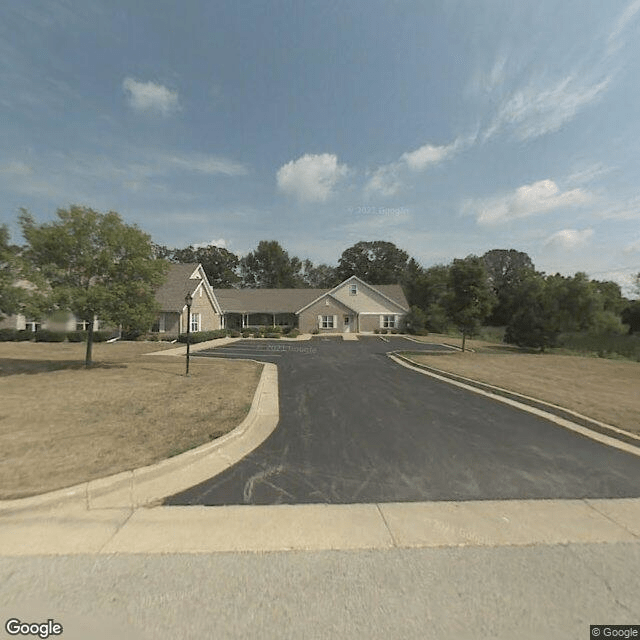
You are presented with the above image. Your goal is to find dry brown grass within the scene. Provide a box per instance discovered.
[0,341,262,499]
[404,349,640,434]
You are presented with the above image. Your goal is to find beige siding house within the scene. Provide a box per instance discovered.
[208,275,409,334]
[295,277,409,333]
[153,263,222,336]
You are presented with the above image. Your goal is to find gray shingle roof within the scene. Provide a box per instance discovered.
[155,263,202,312]
[372,284,409,311]
[213,282,409,313]
[212,288,326,313]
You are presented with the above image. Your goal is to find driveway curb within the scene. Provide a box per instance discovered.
[0,362,279,515]
[390,352,640,457]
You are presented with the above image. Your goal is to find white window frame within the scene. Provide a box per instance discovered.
[382,315,396,328]
[321,315,334,328]
[190,312,201,333]
[349,283,357,295]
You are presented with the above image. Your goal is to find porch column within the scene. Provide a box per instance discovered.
[273,313,276,328]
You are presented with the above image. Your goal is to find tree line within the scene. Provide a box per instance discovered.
[1,207,639,363]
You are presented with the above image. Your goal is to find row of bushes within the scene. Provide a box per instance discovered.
[373,328,401,335]
[555,332,640,361]
[177,327,302,343]
[0,328,114,343]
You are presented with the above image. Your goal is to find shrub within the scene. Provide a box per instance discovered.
[66,331,86,342]
[15,330,34,342]
[380,329,388,334]
[413,328,430,336]
[312,328,319,335]
[229,330,241,338]
[241,331,253,338]
[35,330,66,342]
[0,328,18,341]
[92,331,113,342]
[287,329,300,338]
[177,329,227,343]
[264,333,281,338]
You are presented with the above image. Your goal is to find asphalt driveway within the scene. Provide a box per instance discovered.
[165,336,640,505]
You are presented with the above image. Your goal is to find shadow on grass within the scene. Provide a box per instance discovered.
[0,359,127,376]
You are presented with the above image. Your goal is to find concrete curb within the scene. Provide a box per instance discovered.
[390,352,640,457]
[0,363,279,515]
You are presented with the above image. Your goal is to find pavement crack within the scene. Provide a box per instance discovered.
[582,499,640,540]
[95,508,135,556]
[376,503,399,548]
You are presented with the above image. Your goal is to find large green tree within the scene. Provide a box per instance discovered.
[481,249,535,325]
[240,240,303,288]
[336,241,409,284]
[0,225,23,319]
[504,270,560,351]
[446,256,495,351]
[300,260,339,288]
[19,206,168,366]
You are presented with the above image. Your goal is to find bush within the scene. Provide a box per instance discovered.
[35,330,66,342]
[229,330,241,338]
[413,328,430,336]
[312,328,319,335]
[380,329,388,334]
[15,330,34,342]
[0,328,18,341]
[66,331,86,342]
[92,331,112,343]
[177,329,227,343]
[373,329,380,334]
[263,333,281,339]
[241,331,253,338]
[287,329,300,338]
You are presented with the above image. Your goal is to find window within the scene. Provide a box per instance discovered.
[26,320,41,332]
[321,315,334,328]
[349,283,357,295]
[190,313,200,332]
[76,320,90,331]
[382,315,396,328]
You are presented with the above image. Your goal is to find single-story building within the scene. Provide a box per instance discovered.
[152,266,409,335]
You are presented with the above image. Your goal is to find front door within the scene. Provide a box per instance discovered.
[343,314,351,333]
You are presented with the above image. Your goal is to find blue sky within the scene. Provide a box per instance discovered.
[1,0,640,295]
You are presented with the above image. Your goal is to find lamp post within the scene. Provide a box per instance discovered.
[185,292,193,376]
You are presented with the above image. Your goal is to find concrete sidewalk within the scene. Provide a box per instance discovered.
[0,497,638,556]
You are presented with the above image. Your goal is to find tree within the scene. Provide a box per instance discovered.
[446,256,495,351]
[300,260,339,288]
[193,245,240,288]
[0,225,23,320]
[400,305,428,334]
[19,206,168,366]
[504,270,560,351]
[400,257,425,308]
[336,241,409,284]
[240,240,303,288]
[482,249,534,325]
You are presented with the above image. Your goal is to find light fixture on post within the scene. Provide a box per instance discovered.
[185,292,193,376]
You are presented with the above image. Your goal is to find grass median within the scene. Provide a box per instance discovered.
[403,337,639,435]
[0,341,263,499]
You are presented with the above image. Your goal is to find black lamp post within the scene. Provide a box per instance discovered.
[185,292,193,376]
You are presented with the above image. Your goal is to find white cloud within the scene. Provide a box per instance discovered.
[0,161,33,176]
[192,238,227,249]
[123,77,179,115]
[564,163,611,187]
[401,139,460,171]
[365,135,470,196]
[483,74,611,142]
[595,195,640,220]
[364,163,402,197]
[608,0,640,55]
[162,153,247,176]
[624,237,640,253]
[544,228,594,250]
[276,153,349,202]
[468,179,592,225]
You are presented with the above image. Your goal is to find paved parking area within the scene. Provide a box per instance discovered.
[165,336,640,506]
